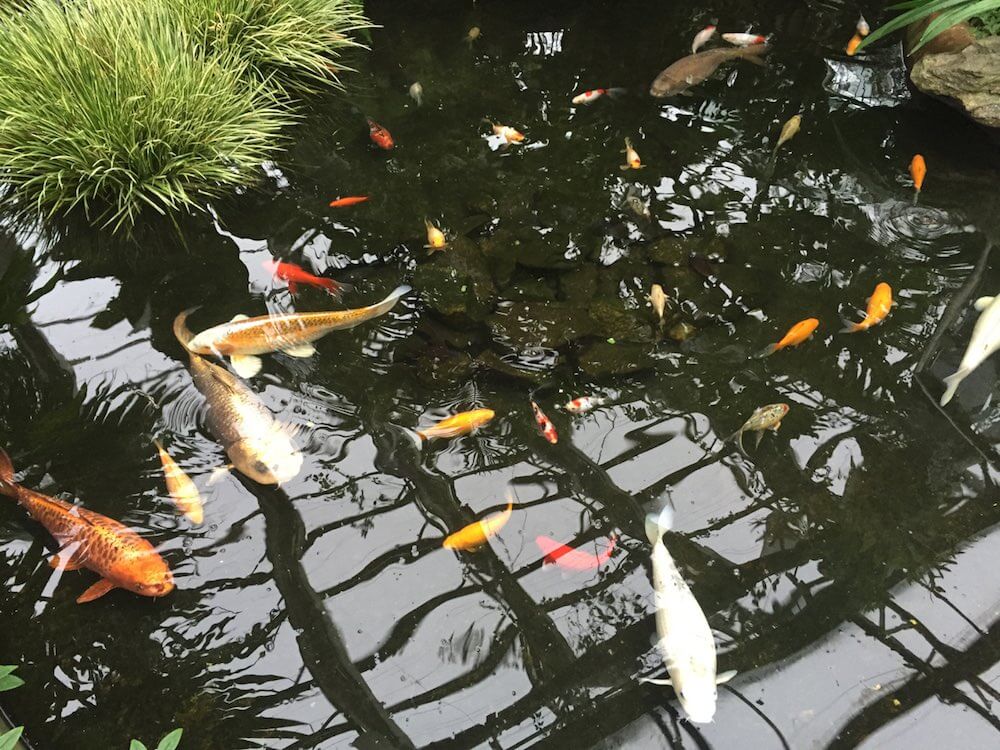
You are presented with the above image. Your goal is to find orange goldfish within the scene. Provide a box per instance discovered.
[620,138,645,170]
[488,121,525,144]
[842,282,893,333]
[328,196,369,208]
[415,409,495,444]
[443,500,513,551]
[424,218,448,253]
[846,33,862,56]
[0,448,174,604]
[154,440,203,525]
[366,118,394,150]
[910,154,926,202]
[756,318,819,358]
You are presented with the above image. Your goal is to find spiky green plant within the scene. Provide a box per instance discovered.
[0,0,293,230]
[858,0,1000,53]
[170,0,371,93]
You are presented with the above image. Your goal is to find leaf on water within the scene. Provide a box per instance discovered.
[0,727,24,750]
[129,741,147,750]
[157,729,183,750]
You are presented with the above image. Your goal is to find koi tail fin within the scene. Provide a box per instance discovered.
[940,369,970,406]
[362,285,412,323]
[753,343,778,359]
[0,448,16,496]
[172,308,199,350]
[913,190,920,206]
[839,320,864,334]
[644,506,674,546]
[741,43,771,66]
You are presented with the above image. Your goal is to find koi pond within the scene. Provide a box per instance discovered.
[2,0,1000,747]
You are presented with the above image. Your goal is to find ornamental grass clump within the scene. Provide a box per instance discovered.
[173,0,371,93]
[0,0,292,230]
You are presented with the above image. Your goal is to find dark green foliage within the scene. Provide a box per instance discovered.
[859,0,1000,53]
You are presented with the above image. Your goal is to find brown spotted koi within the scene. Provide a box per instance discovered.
[0,449,174,604]
[727,403,789,454]
[179,285,410,378]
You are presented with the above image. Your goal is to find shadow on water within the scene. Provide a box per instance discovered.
[1,0,1000,748]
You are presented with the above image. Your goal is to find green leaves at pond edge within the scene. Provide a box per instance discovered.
[0,666,23,693]
[0,727,23,750]
[857,0,1000,53]
[130,728,183,750]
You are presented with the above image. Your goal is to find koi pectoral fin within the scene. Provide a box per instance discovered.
[230,355,263,379]
[282,342,316,358]
[716,670,738,684]
[49,554,85,572]
[76,578,116,604]
[639,677,673,686]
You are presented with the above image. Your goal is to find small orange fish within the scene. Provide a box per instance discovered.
[443,500,513,551]
[366,117,394,150]
[329,196,369,208]
[415,409,495,443]
[154,440,203,525]
[756,318,819,358]
[0,448,174,604]
[620,137,645,170]
[536,534,617,570]
[424,218,448,253]
[846,33,862,56]
[910,154,926,200]
[263,259,352,298]
[842,282,893,333]
[489,122,525,144]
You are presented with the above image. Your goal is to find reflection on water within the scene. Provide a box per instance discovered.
[2,0,1000,748]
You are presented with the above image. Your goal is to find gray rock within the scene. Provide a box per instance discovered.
[911,38,1000,128]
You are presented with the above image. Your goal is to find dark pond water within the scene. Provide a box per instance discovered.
[2,0,1000,748]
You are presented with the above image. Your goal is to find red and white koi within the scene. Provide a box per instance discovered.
[571,87,626,105]
[722,32,767,47]
[691,25,716,53]
[562,396,607,414]
[530,400,558,444]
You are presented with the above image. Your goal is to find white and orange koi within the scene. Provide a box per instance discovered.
[563,396,607,414]
[531,400,558,444]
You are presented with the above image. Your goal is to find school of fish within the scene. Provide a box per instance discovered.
[2,9,983,736]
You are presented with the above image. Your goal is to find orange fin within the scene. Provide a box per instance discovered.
[49,554,85,572]
[76,578,116,604]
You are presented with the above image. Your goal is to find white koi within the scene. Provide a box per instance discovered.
[640,507,735,723]
[940,294,1000,405]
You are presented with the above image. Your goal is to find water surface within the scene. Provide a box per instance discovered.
[2,1,1000,748]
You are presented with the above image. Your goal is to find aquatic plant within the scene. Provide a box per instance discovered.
[859,0,1000,52]
[0,666,24,749]
[130,728,183,750]
[172,0,371,93]
[0,667,23,694]
[0,0,291,230]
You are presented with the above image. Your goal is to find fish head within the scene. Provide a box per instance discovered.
[473,409,496,427]
[119,550,175,598]
[229,436,303,486]
[673,663,719,723]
